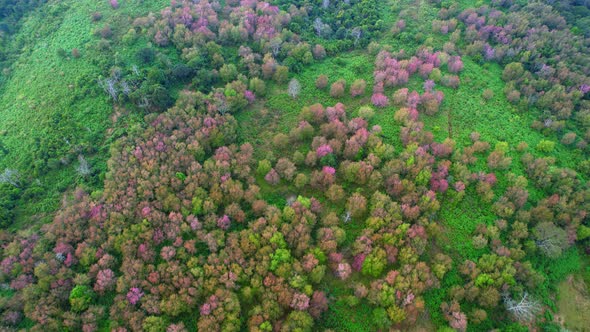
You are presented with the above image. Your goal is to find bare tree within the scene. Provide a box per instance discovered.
[503,292,541,322]
[269,37,282,57]
[98,77,119,101]
[342,211,351,223]
[351,27,362,46]
[0,169,20,187]
[120,80,131,96]
[533,222,569,258]
[76,155,91,177]
[314,18,325,37]
[138,96,150,109]
[217,98,229,115]
[288,78,301,99]
[322,0,330,9]
[131,64,141,76]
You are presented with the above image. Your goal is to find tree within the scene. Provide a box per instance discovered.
[0,169,20,187]
[281,311,313,332]
[350,79,367,97]
[288,79,301,99]
[312,45,326,60]
[94,269,116,294]
[503,292,540,322]
[330,80,346,98]
[502,63,524,82]
[274,66,289,83]
[371,93,389,107]
[346,193,367,219]
[316,75,328,89]
[70,285,94,312]
[76,155,91,176]
[361,248,386,277]
[533,222,569,258]
[143,316,168,332]
[447,56,464,73]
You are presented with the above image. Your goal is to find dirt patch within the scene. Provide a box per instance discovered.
[556,275,590,331]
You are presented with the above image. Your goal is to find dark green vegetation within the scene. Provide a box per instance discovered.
[0,0,588,331]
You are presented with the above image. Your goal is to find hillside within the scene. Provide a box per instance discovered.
[0,0,588,331]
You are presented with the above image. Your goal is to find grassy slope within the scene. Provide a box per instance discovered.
[237,0,588,330]
[0,0,168,227]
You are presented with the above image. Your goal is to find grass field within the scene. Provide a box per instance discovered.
[0,0,168,227]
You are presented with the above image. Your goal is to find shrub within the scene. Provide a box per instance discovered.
[330,79,346,98]
[536,140,555,153]
[316,75,328,89]
[69,285,94,312]
[482,89,494,101]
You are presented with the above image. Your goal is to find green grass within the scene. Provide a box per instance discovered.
[0,0,168,227]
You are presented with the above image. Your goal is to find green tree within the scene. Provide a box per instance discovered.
[69,285,94,312]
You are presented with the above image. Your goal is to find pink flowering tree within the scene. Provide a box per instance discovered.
[371,93,389,107]
[127,287,144,305]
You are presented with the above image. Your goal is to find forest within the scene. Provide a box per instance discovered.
[0,0,589,331]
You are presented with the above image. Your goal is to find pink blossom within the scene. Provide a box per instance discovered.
[485,173,497,185]
[352,254,366,271]
[244,90,255,103]
[160,246,176,261]
[335,262,352,280]
[188,216,201,230]
[217,215,231,230]
[64,253,76,267]
[141,206,151,217]
[200,303,212,316]
[316,144,333,157]
[290,293,310,310]
[127,287,144,305]
[109,0,119,9]
[322,166,336,175]
[264,168,280,185]
[10,274,33,290]
[371,93,389,107]
[424,80,435,92]
[450,311,467,331]
[385,270,399,285]
[454,181,466,192]
[448,56,464,73]
[94,269,115,294]
[328,252,343,264]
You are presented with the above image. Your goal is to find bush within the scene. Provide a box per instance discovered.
[69,285,94,312]
[137,48,156,63]
[330,79,346,98]
[316,75,328,89]
[536,140,555,153]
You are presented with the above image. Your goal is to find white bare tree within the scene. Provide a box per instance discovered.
[314,18,325,37]
[351,27,362,46]
[76,155,91,177]
[322,0,330,9]
[534,222,569,258]
[288,78,301,99]
[0,169,20,187]
[98,77,119,101]
[503,292,541,322]
[342,211,351,223]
